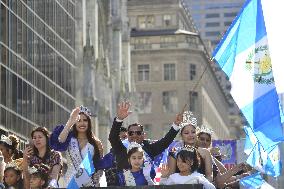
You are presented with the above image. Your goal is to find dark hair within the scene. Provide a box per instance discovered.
[176,148,200,172]
[120,127,127,132]
[73,113,102,165]
[180,124,196,135]
[0,135,23,160]
[127,147,144,159]
[197,132,211,141]
[127,123,144,131]
[4,166,23,188]
[31,127,51,157]
[31,164,50,188]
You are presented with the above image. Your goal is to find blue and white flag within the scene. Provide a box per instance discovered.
[67,151,95,189]
[244,126,282,177]
[213,0,284,151]
[240,171,275,189]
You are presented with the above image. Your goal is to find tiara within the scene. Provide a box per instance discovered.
[79,105,92,117]
[197,125,213,135]
[0,135,12,146]
[180,145,195,152]
[127,142,143,153]
[5,161,19,169]
[180,111,198,127]
[28,166,38,174]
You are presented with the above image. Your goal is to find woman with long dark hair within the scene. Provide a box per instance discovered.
[22,127,62,188]
[49,106,103,187]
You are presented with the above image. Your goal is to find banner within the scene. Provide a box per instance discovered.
[212,140,236,169]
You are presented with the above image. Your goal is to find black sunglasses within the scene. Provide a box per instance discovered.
[128,131,143,136]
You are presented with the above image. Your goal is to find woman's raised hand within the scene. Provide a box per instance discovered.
[160,163,170,178]
[116,101,132,120]
[69,107,80,125]
[174,104,187,126]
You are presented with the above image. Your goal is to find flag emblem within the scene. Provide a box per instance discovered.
[245,45,273,84]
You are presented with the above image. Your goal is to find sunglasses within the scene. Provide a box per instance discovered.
[128,131,143,136]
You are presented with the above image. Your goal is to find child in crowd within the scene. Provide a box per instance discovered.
[120,142,155,186]
[160,146,215,189]
[28,164,49,189]
[3,162,23,189]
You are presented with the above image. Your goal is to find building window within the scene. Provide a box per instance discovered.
[163,14,172,26]
[189,64,196,80]
[224,12,237,18]
[160,36,176,48]
[205,31,220,37]
[137,92,152,113]
[138,64,149,81]
[205,22,220,27]
[138,15,155,29]
[205,13,220,18]
[224,21,232,26]
[189,91,198,112]
[164,64,175,81]
[163,91,178,113]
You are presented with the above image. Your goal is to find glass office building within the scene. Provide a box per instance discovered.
[0,0,75,139]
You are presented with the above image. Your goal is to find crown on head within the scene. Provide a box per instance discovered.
[180,145,195,153]
[180,111,198,127]
[79,105,92,117]
[28,164,49,175]
[127,142,143,153]
[0,135,12,146]
[5,161,19,170]
[197,125,213,136]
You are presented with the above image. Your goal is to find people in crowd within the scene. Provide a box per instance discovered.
[0,151,5,183]
[108,101,183,176]
[168,112,213,182]
[119,142,155,186]
[119,127,128,140]
[23,127,62,188]
[0,135,23,164]
[3,162,23,189]
[160,146,215,189]
[27,164,50,189]
[49,105,104,187]
[196,125,249,188]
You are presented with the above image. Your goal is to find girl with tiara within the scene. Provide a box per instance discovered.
[3,161,23,189]
[50,106,104,187]
[119,142,155,186]
[160,146,215,189]
[26,164,50,189]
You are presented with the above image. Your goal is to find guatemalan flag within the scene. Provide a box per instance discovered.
[212,0,284,151]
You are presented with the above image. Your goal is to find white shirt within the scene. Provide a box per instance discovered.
[160,171,216,189]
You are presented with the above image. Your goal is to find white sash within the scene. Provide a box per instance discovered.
[67,138,95,187]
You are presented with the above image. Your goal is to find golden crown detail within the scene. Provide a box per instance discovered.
[180,111,197,127]
[127,142,143,153]
[197,125,213,135]
[5,161,19,169]
[0,135,12,146]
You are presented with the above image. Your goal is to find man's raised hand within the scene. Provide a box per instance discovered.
[117,101,132,120]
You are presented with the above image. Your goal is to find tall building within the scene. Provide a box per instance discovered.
[0,1,75,142]
[128,0,241,140]
[75,0,136,150]
[183,0,245,52]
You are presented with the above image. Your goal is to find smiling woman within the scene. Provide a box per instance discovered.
[49,106,104,188]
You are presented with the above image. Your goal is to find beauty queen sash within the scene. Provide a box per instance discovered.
[67,138,95,187]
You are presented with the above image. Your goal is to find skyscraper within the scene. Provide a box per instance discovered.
[0,0,75,140]
[183,0,245,52]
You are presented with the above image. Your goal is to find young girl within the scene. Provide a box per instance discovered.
[119,142,155,186]
[160,146,215,189]
[28,164,49,189]
[3,162,23,189]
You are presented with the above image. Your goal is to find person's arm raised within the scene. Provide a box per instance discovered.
[58,107,80,143]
